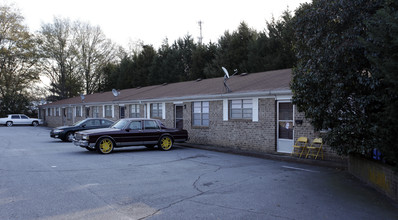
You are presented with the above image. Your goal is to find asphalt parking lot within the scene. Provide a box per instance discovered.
[0,126,397,220]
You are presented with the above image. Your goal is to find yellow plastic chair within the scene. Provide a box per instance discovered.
[305,138,323,160]
[291,137,308,158]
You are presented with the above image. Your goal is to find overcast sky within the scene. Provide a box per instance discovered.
[8,0,309,48]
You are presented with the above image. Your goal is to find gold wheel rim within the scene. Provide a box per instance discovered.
[99,139,113,153]
[160,137,172,150]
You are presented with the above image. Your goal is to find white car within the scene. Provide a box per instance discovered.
[0,114,43,127]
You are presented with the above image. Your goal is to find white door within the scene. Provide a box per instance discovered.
[277,101,294,153]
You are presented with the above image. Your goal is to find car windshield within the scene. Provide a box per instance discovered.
[111,120,129,129]
[73,119,87,126]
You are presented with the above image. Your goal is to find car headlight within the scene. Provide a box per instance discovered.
[82,134,89,140]
[54,129,63,133]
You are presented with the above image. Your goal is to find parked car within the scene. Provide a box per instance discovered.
[73,118,188,154]
[50,118,114,142]
[0,114,43,127]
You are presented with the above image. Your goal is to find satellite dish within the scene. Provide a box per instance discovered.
[222,67,230,78]
[80,94,85,101]
[112,89,119,97]
[222,67,231,93]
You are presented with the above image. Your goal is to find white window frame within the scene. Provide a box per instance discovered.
[93,106,99,118]
[229,99,253,120]
[130,104,140,118]
[104,105,113,118]
[151,103,163,118]
[192,101,209,127]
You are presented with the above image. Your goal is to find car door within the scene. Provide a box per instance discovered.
[11,115,21,124]
[113,120,143,146]
[141,120,162,145]
[19,115,30,125]
[83,119,100,130]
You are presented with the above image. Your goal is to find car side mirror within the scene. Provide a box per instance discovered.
[125,128,131,132]
[81,124,86,128]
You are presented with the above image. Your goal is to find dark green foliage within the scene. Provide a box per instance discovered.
[363,0,398,165]
[292,0,397,166]
[101,16,297,90]
[0,94,31,117]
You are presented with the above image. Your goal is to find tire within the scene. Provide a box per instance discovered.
[6,121,13,127]
[32,121,39,127]
[158,136,173,151]
[96,137,114,154]
[66,132,75,142]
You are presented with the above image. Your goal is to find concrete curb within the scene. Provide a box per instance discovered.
[177,143,348,169]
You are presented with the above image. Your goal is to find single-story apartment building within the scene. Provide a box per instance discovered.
[39,68,344,161]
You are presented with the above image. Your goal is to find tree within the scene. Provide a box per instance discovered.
[0,4,39,116]
[73,21,117,94]
[205,22,257,77]
[291,0,386,159]
[364,0,398,164]
[248,10,296,72]
[38,17,82,100]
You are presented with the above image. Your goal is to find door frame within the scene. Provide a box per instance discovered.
[276,100,295,153]
[175,104,184,129]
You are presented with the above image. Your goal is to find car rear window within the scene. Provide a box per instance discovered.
[11,115,20,119]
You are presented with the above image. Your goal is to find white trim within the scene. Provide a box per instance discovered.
[146,103,150,118]
[103,105,105,117]
[223,99,228,121]
[162,102,166,119]
[275,94,293,101]
[112,105,115,118]
[252,98,259,122]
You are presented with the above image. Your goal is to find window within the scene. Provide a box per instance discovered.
[151,103,162,118]
[47,109,50,116]
[229,99,252,119]
[130,104,140,118]
[101,119,114,127]
[92,106,99,118]
[20,115,28,119]
[86,119,100,126]
[104,105,112,117]
[128,121,142,130]
[67,107,72,119]
[144,120,159,129]
[193,101,209,126]
[11,115,20,119]
[56,108,60,116]
[76,106,81,117]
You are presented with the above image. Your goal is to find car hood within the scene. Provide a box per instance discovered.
[53,125,76,130]
[77,127,119,135]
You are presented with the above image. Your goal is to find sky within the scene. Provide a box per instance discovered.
[7,0,310,49]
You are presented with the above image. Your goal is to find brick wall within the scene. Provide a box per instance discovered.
[184,98,277,153]
[294,111,346,162]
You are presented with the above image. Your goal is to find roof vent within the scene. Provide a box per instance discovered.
[240,72,248,76]
[196,78,202,82]
[162,83,168,86]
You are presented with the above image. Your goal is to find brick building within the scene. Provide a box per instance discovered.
[39,68,343,161]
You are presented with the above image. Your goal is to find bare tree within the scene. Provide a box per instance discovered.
[73,21,117,94]
[38,17,82,100]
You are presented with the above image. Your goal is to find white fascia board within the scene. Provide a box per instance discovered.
[39,90,292,108]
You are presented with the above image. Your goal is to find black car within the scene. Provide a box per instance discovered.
[50,118,114,142]
[73,118,188,154]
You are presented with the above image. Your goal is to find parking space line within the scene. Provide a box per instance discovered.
[282,165,320,173]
